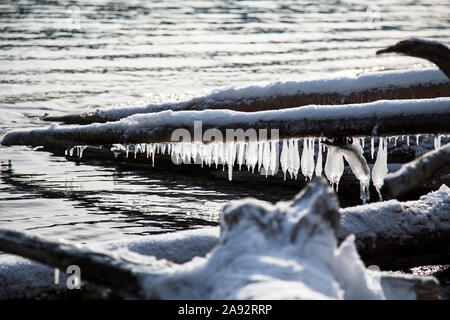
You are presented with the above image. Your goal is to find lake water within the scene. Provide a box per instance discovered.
[1,0,449,243]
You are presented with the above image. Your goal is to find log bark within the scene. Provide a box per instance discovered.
[0,228,168,298]
[2,98,450,149]
[381,143,450,200]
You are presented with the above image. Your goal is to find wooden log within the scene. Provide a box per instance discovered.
[2,98,450,150]
[0,228,169,298]
[41,70,450,125]
[381,143,450,200]
[339,184,450,270]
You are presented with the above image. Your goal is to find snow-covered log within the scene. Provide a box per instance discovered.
[2,98,450,150]
[0,228,170,299]
[0,178,440,299]
[41,68,449,124]
[381,143,450,200]
[339,184,450,270]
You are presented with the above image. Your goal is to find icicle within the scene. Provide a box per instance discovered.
[225,141,236,181]
[151,144,156,166]
[261,141,270,177]
[301,138,315,181]
[269,140,277,176]
[339,138,371,204]
[415,135,420,145]
[370,136,375,159]
[280,139,288,180]
[246,141,258,173]
[202,142,212,167]
[292,139,300,179]
[372,137,388,200]
[237,142,245,170]
[79,146,87,158]
[315,139,323,177]
[434,135,441,150]
[406,136,410,146]
[324,144,344,191]
[287,139,296,179]
[257,141,264,172]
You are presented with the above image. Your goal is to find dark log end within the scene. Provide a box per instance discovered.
[377,38,450,79]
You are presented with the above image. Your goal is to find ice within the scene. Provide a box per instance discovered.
[434,135,442,150]
[301,138,315,181]
[237,142,245,170]
[359,137,365,149]
[315,139,323,177]
[339,139,371,204]
[68,130,439,203]
[280,140,288,180]
[262,141,271,177]
[226,141,236,181]
[246,141,258,173]
[372,137,388,200]
[370,136,375,159]
[324,144,344,191]
[269,140,278,176]
[288,139,300,179]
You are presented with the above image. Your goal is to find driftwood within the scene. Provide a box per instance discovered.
[2,98,450,150]
[39,39,450,126]
[42,81,450,125]
[0,229,166,299]
[339,184,450,270]
[0,178,441,299]
[381,143,450,200]
[377,38,450,79]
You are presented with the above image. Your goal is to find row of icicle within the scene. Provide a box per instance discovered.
[66,134,448,204]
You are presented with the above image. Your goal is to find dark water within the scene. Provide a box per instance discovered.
[1,0,449,243]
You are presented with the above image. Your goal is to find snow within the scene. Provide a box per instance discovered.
[0,255,68,299]
[91,68,448,120]
[104,96,450,130]
[137,178,431,299]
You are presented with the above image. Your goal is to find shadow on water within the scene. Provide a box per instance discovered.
[0,149,305,241]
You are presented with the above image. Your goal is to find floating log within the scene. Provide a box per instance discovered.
[381,142,450,200]
[0,178,440,299]
[41,68,450,125]
[2,98,450,150]
[339,184,450,270]
[377,38,450,79]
